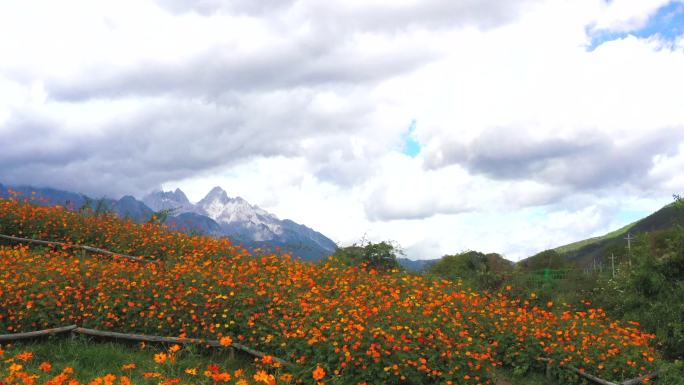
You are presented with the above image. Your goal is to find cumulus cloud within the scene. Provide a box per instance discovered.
[2,0,684,260]
[424,127,684,191]
[364,157,473,221]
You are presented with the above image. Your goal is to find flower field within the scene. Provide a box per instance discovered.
[0,336,288,385]
[0,198,660,384]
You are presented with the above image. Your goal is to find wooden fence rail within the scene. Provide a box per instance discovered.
[0,233,155,264]
[0,325,77,342]
[538,357,658,385]
[0,325,292,367]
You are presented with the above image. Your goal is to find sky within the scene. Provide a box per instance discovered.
[1,0,684,261]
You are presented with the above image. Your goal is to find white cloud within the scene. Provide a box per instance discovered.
[591,0,674,33]
[1,0,683,261]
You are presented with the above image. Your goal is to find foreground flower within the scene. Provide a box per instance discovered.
[153,352,168,364]
[253,370,270,383]
[16,351,33,361]
[219,336,233,346]
[312,365,326,381]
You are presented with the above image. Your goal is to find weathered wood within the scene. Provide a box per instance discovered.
[539,357,658,385]
[0,233,154,263]
[545,361,551,379]
[538,357,617,385]
[621,371,659,385]
[73,327,292,366]
[563,364,618,385]
[74,327,218,345]
[0,325,78,342]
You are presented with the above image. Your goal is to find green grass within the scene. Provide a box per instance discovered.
[2,337,566,385]
[1,335,255,384]
[493,367,561,385]
[553,221,636,255]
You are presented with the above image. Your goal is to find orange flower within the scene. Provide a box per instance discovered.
[39,361,52,372]
[16,351,34,361]
[312,365,326,381]
[121,363,136,370]
[253,370,270,383]
[212,372,232,382]
[219,336,233,346]
[153,352,168,364]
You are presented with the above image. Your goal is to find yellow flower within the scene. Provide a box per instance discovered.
[184,368,198,376]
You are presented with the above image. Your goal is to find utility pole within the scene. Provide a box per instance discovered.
[610,253,616,278]
[625,233,634,267]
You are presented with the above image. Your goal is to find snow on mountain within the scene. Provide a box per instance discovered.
[196,187,284,242]
[142,188,196,213]
[1,182,338,261]
[150,186,338,258]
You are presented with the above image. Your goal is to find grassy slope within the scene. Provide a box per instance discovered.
[548,202,684,265]
[1,335,253,384]
[553,221,636,255]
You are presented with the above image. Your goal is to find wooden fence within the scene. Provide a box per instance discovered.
[538,357,658,385]
[0,325,292,367]
[0,233,155,264]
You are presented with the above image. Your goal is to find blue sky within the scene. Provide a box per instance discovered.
[589,1,684,49]
[403,120,421,157]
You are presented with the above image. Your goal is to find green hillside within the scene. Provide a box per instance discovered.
[549,202,684,266]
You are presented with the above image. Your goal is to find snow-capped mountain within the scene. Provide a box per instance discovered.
[142,188,196,214]
[2,183,338,261]
[196,187,283,242]
[143,186,338,260]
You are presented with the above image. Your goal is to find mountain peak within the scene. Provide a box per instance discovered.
[142,188,193,212]
[171,188,190,203]
[205,186,228,201]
